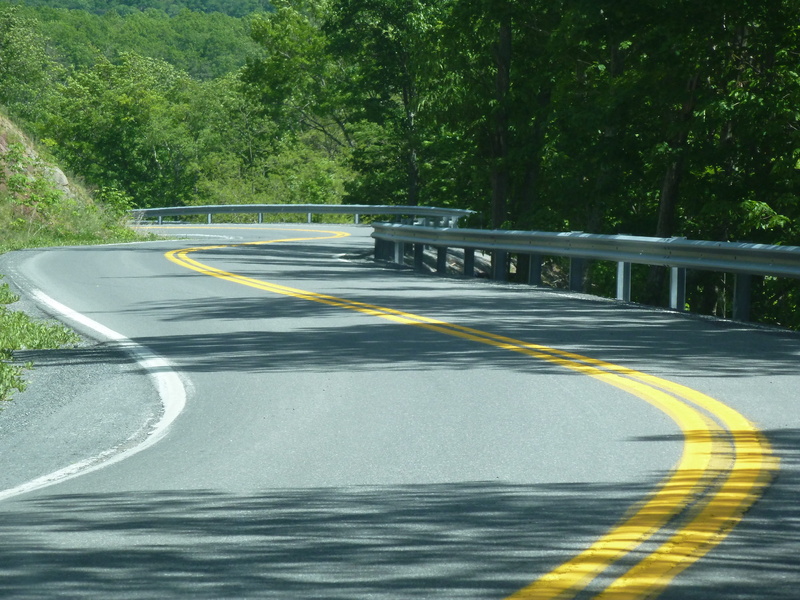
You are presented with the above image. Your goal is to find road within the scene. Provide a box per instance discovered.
[0,224,798,599]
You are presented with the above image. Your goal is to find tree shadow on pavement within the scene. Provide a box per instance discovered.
[658,427,800,599]
[0,481,634,599]
[0,428,798,600]
[101,239,800,379]
[21,294,800,380]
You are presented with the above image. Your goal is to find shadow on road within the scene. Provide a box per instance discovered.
[1,429,798,600]
[23,292,800,382]
[24,239,800,380]
[658,427,800,599]
[0,481,633,599]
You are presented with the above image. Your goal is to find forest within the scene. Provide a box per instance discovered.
[1,0,799,327]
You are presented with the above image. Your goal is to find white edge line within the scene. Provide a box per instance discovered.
[0,290,187,502]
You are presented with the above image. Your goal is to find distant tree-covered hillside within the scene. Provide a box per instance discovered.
[5,0,272,18]
[6,1,261,78]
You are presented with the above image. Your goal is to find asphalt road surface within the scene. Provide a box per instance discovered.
[0,224,798,599]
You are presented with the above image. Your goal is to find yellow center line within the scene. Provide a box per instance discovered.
[162,228,775,600]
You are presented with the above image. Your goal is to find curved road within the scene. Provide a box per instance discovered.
[0,224,798,598]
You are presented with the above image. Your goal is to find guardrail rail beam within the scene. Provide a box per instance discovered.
[370,222,800,323]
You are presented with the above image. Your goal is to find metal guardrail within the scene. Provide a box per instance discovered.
[131,204,474,227]
[371,223,800,321]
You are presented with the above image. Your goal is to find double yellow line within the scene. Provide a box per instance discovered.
[164,228,776,600]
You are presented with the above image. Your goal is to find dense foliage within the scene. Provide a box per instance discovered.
[1,0,799,327]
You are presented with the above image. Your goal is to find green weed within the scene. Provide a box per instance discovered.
[0,277,81,401]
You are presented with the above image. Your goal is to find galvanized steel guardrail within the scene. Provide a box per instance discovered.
[130,204,474,227]
[371,223,800,322]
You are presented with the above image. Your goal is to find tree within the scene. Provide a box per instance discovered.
[0,5,62,124]
[44,53,200,207]
[425,0,562,228]
[242,2,354,150]
[326,0,444,206]
[18,3,259,79]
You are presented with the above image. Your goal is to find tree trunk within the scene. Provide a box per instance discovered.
[646,73,700,305]
[401,78,420,206]
[490,19,512,229]
[654,73,699,239]
[514,88,550,229]
[406,145,420,206]
[655,154,686,238]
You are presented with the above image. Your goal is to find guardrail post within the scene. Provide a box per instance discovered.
[355,213,360,225]
[492,251,508,281]
[366,225,798,322]
[258,213,263,224]
[569,258,586,291]
[733,274,752,321]
[464,248,475,277]
[436,247,448,274]
[207,213,212,224]
[616,262,632,301]
[374,238,390,261]
[528,254,542,286]
[414,243,424,270]
[307,212,312,224]
[393,241,405,265]
[158,216,163,225]
[670,267,687,311]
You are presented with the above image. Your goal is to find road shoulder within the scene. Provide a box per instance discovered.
[0,251,164,495]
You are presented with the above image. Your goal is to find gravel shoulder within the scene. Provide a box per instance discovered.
[0,250,163,494]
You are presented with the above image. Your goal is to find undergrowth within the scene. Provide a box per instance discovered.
[0,276,81,401]
[0,140,142,253]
